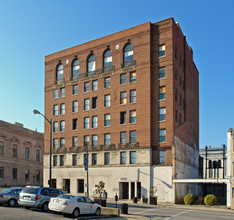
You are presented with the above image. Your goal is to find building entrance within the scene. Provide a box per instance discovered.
[119,182,129,199]
[63,179,70,193]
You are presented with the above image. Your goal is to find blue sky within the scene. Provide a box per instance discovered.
[0,0,233,149]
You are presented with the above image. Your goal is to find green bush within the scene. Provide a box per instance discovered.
[204,194,217,206]
[184,194,195,205]
[195,196,204,205]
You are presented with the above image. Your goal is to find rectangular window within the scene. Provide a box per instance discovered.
[183,98,185,110]
[130,110,136,123]
[92,153,97,165]
[92,80,98,91]
[36,170,40,183]
[159,107,166,121]
[0,142,4,155]
[159,86,166,100]
[104,153,110,165]
[104,94,110,107]
[174,46,177,60]
[120,111,126,124]
[179,76,182,86]
[53,105,58,115]
[77,179,84,193]
[175,88,178,101]
[120,152,126,164]
[72,136,78,147]
[25,170,29,181]
[104,133,110,145]
[60,88,65,97]
[92,135,98,146]
[92,97,97,109]
[73,101,78,112]
[120,91,127,104]
[54,89,58,99]
[159,44,165,57]
[179,113,181,125]
[104,114,110,126]
[53,138,58,149]
[120,132,127,144]
[60,138,65,148]
[175,109,178,123]
[159,151,166,164]
[72,154,77,166]
[13,144,17,157]
[130,72,136,83]
[53,155,57,166]
[130,131,136,143]
[104,77,110,88]
[60,103,65,114]
[84,117,89,129]
[180,94,182,106]
[60,155,64,166]
[72,118,78,130]
[84,98,89,110]
[159,129,166,142]
[36,150,40,162]
[159,67,165,79]
[130,151,136,164]
[13,168,17,180]
[25,147,29,160]
[130,90,136,103]
[179,55,182,66]
[84,135,89,146]
[92,116,98,128]
[175,69,178,81]
[73,84,78,95]
[60,120,65,132]
[53,121,58,132]
[120,73,126,84]
[84,82,90,92]
[0,167,4,179]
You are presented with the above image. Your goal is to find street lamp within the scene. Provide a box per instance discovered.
[33,109,52,187]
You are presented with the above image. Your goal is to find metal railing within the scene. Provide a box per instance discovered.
[121,60,136,69]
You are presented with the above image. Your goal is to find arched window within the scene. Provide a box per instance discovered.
[124,44,133,63]
[57,64,63,80]
[88,55,95,73]
[72,59,80,77]
[104,50,112,68]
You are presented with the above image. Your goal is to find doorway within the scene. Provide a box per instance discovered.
[63,179,70,193]
[119,182,129,199]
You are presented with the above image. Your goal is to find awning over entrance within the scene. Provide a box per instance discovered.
[173,178,229,183]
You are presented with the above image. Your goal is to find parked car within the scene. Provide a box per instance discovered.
[0,187,23,207]
[49,194,101,218]
[18,186,63,211]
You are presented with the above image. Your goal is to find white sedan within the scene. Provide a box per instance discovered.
[49,194,101,218]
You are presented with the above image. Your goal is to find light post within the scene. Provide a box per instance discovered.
[33,109,52,187]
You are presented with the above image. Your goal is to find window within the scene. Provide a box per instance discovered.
[175,109,178,123]
[104,114,110,126]
[180,94,182,106]
[159,86,166,100]
[92,135,98,146]
[130,72,136,83]
[175,69,178,81]
[130,110,136,123]
[104,133,110,145]
[88,55,95,72]
[60,103,65,114]
[13,144,17,157]
[179,76,182,86]
[54,89,58,99]
[159,67,165,79]
[104,153,110,165]
[175,88,178,101]
[72,136,78,147]
[124,44,133,63]
[84,98,89,110]
[179,113,181,125]
[183,98,185,110]
[120,152,126,164]
[104,77,110,88]
[120,91,127,104]
[73,101,78,112]
[159,129,166,142]
[120,73,126,84]
[53,155,57,166]
[72,59,80,77]
[130,131,136,143]
[72,118,78,130]
[159,151,166,164]
[92,116,98,128]
[92,80,98,91]
[159,107,166,121]
[120,132,127,144]
[25,169,29,181]
[53,121,58,132]
[159,44,165,57]
[60,155,64,166]
[36,150,40,162]
[120,111,126,124]
[104,50,112,68]
[77,179,84,193]
[53,138,58,149]
[179,55,182,66]
[57,64,63,80]
[73,85,78,94]
[92,97,97,109]
[104,94,110,107]
[92,153,97,165]
[53,105,58,115]
[72,154,77,166]
[60,88,65,97]
[130,90,136,103]
[174,46,177,60]
[36,170,40,183]
[130,151,136,164]
[13,168,17,180]
[0,141,4,155]
[0,167,4,179]
[60,138,65,148]
[84,117,89,129]
[60,120,65,132]
[84,82,90,92]
[84,135,89,146]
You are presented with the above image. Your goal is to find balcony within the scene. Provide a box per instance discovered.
[118,142,139,149]
[69,144,116,153]
[52,147,67,154]
[54,78,65,85]
[121,60,136,70]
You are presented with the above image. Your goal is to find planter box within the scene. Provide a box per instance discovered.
[142,198,148,204]
[150,196,157,205]
[94,198,107,207]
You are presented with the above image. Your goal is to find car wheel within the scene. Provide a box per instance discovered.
[95,207,101,216]
[41,202,49,212]
[8,199,17,207]
[72,208,79,218]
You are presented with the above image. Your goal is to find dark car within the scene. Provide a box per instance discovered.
[18,186,63,211]
[0,187,23,207]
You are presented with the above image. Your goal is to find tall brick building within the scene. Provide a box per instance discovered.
[44,18,199,203]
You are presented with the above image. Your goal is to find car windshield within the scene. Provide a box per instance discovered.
[21,187,39,194]
[1,189,13,194]
[57,195,75,200]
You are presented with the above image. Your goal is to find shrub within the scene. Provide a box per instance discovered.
[184,194,195,205]
[204,194,217,206]
[195,196,204,205]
